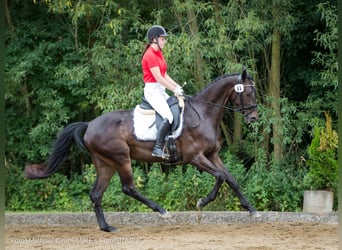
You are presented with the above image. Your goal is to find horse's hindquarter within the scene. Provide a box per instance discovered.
[84,110,134,155]
[84,110,157,162]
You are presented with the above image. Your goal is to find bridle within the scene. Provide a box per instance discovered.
[230,76,258,116]
[186,75,258,118]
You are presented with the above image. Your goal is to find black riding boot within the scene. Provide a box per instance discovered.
[152,118,171,158]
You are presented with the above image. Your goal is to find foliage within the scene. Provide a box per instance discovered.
[311,2,338,89]
[303,112,338,192]
[5,163,92,211]
[303,1,338,117]
[6,150,306,212]
[244,152,305,212]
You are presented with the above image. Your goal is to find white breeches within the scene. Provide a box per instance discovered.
[144,82,173,124]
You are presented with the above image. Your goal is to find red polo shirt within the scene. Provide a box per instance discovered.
[141,46,167,83]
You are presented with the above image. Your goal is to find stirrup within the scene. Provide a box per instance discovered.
[151,146,170,159]
[162,146,170,160]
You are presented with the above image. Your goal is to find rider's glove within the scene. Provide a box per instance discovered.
[174,85,184,96]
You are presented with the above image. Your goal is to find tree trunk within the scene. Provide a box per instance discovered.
[6,0,31,117]
[220,121,232,145]
[21,79,31,117]
[212,0,243,146]
[269,28,283,161]
[233,112,242,144]
[186,1,205,89]
[5,0,14,32]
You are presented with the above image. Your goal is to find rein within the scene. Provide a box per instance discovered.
[185,81,257,116]
[184,75,257,128]
[187,95,257,113]
[185,96,236,111]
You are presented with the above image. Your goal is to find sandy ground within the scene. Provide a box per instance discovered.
[5,222,337,250]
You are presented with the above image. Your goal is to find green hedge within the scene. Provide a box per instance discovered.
[5,150,307,212]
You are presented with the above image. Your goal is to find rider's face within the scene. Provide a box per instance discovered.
[157,36,167,49]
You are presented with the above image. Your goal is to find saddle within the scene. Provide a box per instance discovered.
[139,95,184,132]
[136,95,185,162]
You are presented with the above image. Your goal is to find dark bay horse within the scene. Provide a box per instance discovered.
[25,68,260,232]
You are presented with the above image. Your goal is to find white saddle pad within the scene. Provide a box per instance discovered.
[133,105,184,141]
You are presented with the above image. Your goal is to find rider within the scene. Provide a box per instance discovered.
[141,25,184,158]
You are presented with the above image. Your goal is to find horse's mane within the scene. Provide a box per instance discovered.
[192,73,240,97]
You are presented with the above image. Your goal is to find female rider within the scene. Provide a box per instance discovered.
[141,25,184,158]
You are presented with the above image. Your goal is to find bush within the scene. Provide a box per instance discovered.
[303,112,338,192]
[6,163,92,211]
[6,149,307,212]
[243,148,305,212]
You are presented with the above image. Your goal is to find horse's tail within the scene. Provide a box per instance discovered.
[24,122,89,179]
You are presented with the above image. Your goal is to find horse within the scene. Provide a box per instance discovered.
[25,68,260,232]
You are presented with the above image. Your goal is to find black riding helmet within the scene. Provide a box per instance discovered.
[147,25,168,44]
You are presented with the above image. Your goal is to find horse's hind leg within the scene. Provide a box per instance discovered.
[117,163,168,216]
[190,153,226,209]
[90,156,117,232]
[196,177,224,209]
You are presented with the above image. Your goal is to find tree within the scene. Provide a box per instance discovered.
[308,1,338,117]
[268,1,293,162]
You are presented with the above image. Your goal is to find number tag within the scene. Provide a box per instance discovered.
[234,84,244,93]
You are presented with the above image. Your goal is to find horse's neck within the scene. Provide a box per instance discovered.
[197,77,234,108]
[191,77,235,127]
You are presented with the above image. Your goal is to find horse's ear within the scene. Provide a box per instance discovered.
[241,67,247,81]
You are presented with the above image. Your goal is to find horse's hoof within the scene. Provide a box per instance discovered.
[196,198,203,209]
[250,211,261,218]
[160,211,172,218]
[101,226,119,233]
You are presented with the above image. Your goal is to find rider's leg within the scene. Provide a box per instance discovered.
[151,118,171,157]
[144,83,173,121]
[144,83,173,158]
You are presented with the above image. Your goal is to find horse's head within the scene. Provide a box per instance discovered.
[231,68,259,123]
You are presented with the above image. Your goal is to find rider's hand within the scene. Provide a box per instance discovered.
[174,85,184,96]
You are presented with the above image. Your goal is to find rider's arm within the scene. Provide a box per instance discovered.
[150,66,179,92]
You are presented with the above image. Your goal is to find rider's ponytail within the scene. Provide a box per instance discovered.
[141,43,151,60]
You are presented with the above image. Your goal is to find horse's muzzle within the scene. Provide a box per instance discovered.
[246,115,258,123]
[244,110,259,123]
[239,104,258,124]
